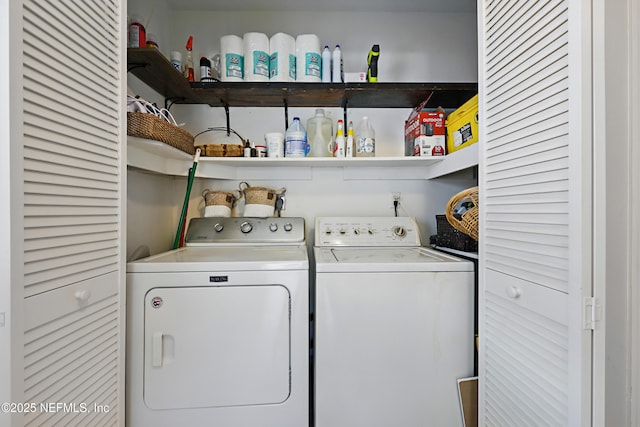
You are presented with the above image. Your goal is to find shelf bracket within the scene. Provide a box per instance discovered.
[283,99,289,131]
[343,99,349,127]
[223,102,231,136]
[165,97,183,111]
[127,63,147,73]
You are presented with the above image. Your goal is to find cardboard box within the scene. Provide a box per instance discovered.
[404,100,446,157]
[446,94,478,154]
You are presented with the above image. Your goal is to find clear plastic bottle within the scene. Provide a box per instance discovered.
[285,117,308,157]
[346,121,355,157]
[334,119,345,157]
[332,45,343,83]
[322,46,332,83]
[307,109,333,157]
[355,116,375,157]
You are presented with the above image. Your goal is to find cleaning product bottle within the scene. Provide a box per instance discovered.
[367,44,380,82]
[128,14,146,48]
[346,121,355,157]
[332,45,343,83]
[184,35,195,82]
[285,117,308,157]
[322,46,331,83]
[200,56,212,82]
[355,116,375,157]
[333,119,345,158]
[307,109,333,157]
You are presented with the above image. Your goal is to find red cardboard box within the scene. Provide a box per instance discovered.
[404,101,446,156]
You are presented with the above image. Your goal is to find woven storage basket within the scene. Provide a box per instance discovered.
[445,186,479,241]
[200,143,244,157]
[127,112,195,155]
[202,189,241,209]
[239,182,286,207]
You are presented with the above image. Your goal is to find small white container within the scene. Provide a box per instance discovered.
[264,132,285,158]
[170,51,182,73]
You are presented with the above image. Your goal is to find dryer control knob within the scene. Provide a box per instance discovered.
[283,222,293,232]
[240,221,253,233]
[214,223,224,232]
[269,223,279,232]
[393,226,407,237]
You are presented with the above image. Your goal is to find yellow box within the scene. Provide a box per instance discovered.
[446,94,478,154]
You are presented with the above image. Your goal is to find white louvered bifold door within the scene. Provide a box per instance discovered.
[478,0,592,426]
[21,0,124,425]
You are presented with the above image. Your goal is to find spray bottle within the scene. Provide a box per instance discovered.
[333,119,345,158]
[346,121,355,157]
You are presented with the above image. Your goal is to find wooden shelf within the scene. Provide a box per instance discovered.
[127,48,477,109]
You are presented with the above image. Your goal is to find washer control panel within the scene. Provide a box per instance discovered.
[315,217,422,247]
[185,217,305,245]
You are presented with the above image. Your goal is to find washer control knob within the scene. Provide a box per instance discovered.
[368,228,375,235]
[214,223,224,232]
[269,223,278,232]
[354,229,360,235]
[283,222,293,232]
[325,228,332,235]
[240,221,253,234]
[393,226,407,238]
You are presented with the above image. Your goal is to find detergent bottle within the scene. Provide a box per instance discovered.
[307,109,333,157]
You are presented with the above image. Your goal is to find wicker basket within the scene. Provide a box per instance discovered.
[445,186,478,241]
[200,143,244,157]
[239,182,286,207]
[202,189,242,208]
[127,112,195,155]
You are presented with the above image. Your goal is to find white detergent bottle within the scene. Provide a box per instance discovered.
[307,109,333,157]
[355,116,375,157]
[321,45,331,82]
[332,44,343,83]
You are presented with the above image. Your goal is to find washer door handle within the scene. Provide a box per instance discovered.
[152,332,163,367]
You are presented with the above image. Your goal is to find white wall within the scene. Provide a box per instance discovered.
[126,2,478,256]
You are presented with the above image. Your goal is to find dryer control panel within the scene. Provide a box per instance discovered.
[315,217,422,247]
[185,217,305,245]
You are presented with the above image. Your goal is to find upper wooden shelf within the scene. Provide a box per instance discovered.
[127,48,477,109]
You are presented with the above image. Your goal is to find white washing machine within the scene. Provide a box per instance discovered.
[126,217,309,427]
[313,217,474,427]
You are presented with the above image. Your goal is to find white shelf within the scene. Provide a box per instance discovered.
[127,136,478,180]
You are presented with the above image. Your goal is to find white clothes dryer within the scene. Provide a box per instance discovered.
[313,217,474,427]
[127,217,309,427]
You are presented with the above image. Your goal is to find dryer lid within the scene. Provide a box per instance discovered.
[127,245,308,273]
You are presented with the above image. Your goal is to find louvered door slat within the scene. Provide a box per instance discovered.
[21,0,122,424]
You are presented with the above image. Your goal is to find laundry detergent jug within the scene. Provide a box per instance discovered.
[307,109,333,157]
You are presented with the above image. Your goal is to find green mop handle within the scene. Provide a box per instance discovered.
[173,148,201,249]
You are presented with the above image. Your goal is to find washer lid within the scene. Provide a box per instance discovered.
[314,246,473,272]
[127,245,308,273]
